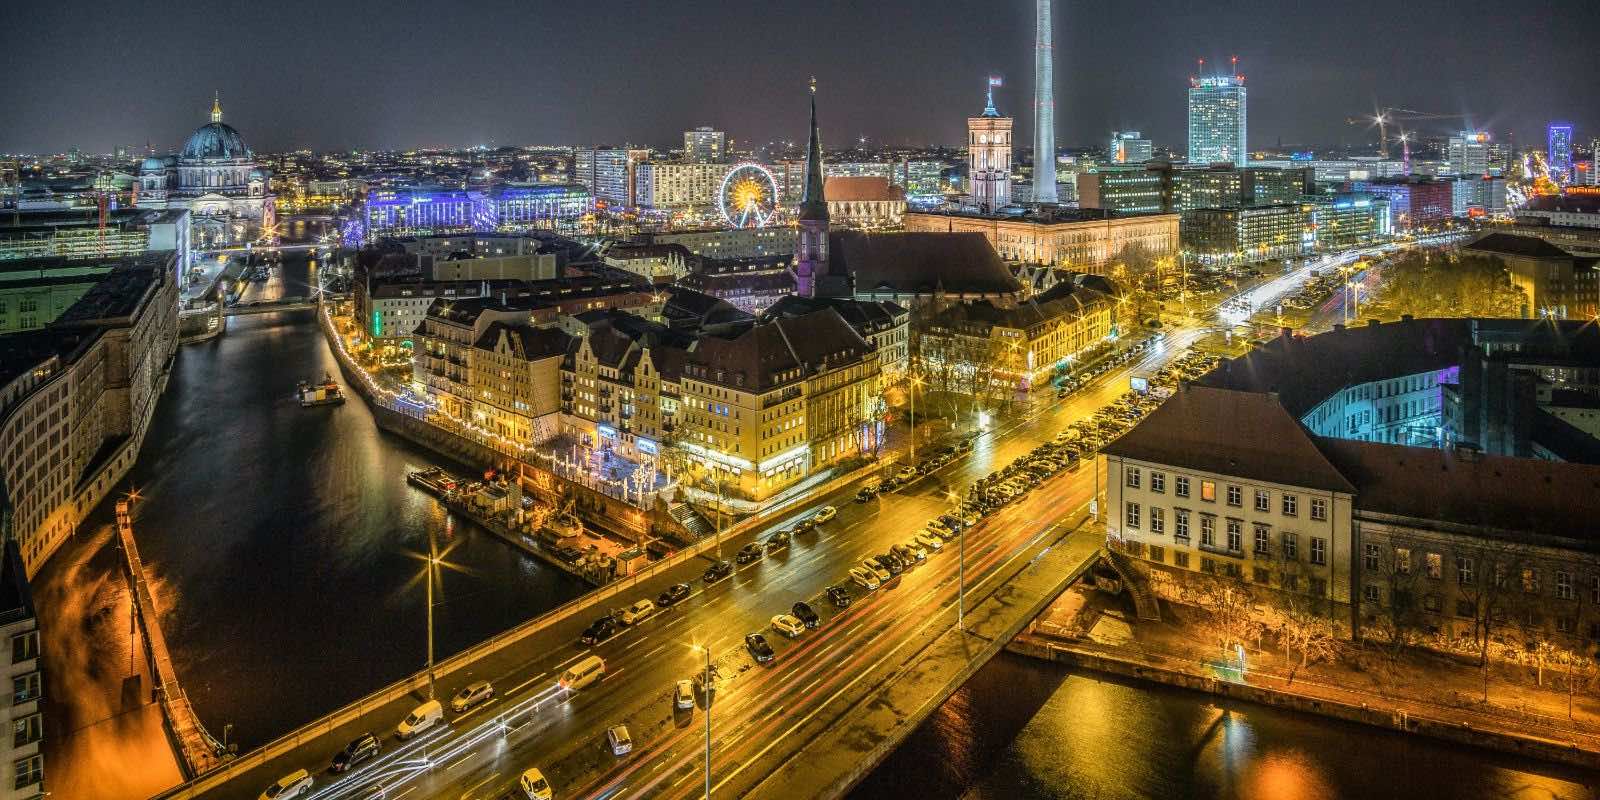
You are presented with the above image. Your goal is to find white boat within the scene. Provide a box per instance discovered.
[297,375,345,407]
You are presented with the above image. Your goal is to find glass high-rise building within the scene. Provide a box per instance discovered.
[1547,123,1574,184]
[1447,131,1491,178]
[1187,75,1247,167]
[1110,131,1153,164]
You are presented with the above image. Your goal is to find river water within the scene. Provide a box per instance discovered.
[34,250,1600,797]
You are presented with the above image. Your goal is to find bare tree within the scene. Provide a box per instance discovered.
[1359,545,1428,668]
[1197,577,1257,654]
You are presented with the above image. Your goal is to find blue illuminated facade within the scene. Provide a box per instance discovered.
[1548,123,1574,184]
[360,184,592,241]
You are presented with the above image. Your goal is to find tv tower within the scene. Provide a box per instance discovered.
[1033,0,1058,205]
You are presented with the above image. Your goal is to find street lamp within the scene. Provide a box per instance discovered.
[946,488,967,631]
[909,375,924,465]
[425,527,438,700]
[693,642,713,799]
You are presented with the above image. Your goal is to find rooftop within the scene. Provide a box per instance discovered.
[825,176,905,203]
[908,207,1172,225]
[829,230,1021,297]
[1464,232,1576,260]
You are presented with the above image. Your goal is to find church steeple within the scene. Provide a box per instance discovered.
[210,92,223,123]
[798,78,828,223]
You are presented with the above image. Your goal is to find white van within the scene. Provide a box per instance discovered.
[618,598,657,626]
[520,767,553,800]
[560,655,606,690]
[259,769,312,800]
[396,699,443,740]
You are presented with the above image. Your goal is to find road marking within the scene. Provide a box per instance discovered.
[641,642,668,660]
[554,652,586,671]
[505,671,548,697]
[461,772,498,799]
[625,635,651,651]
[392,786,419,800]
[447,751,475,770]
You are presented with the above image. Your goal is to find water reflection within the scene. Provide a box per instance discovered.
[855,652,1597,800]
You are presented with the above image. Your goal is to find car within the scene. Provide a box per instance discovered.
[849,567,880,591]
[813,506,838,524]
[520,767,553,800]
[674,679,696,710]
[765,530,792,550]
[826,585,853,607]
[791,601,820,628]
[702,560,734,583]
[892,543,925,564]
[693,663,721,697]
[854,486,877,503]
[735,543,765,564]
[875,553,904,576]
[1056,388,1069,399]
[771,613,806,638]
[895,465,917,481]
[260,769,313,800]
[607,724,633,756]
[792,517,817,533]
[618,598,658,626]
[915,532,944,552]
[580,616,618,645]
[657,582,691,608]
[861,559,890,581]
[449,680,494,713]
[330,732,380,773]
[745,632,775,663]
[879,475,901,492]
[926,519,953,536]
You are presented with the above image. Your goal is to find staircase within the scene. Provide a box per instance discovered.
[1104,547,1163,622]
[667,502,715,540]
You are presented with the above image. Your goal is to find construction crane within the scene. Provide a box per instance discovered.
[1346,107,1472,159]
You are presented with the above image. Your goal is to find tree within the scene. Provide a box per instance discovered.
[1272,554,1341,681]
[1360,545,1428,668]
[1197,578,1257,654]
[1452,540,1532,702]
[1371,250,1527,319]
[1111,243,1161,326]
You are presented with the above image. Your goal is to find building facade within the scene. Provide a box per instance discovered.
[683,128,728,163]
[134,98,274,248]
[824,177,905,229]
[903,209,1179,273]
[968,84,1013,212]
[1110,131,1154,164]
[0,541,42,799]
[1447,131,1493,177]
[1182,203,1312,265]
[1187,75,1247,167]
[1548,124,1575,184]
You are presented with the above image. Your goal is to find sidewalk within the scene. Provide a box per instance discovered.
[1021,587,1600,767]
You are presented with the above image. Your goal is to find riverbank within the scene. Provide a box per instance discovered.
[1010,587,1600,772]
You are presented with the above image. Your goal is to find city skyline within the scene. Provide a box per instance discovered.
[2,0,1598,155]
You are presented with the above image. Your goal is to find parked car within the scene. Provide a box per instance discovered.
[861,559,890,582]
[896,465,918,481]
[396,699,443,740]
[259,769,313,800]
[915,532,944,552]
[874,553,904,576]
[618,598,658,626]
[607,724,633,755]
[849,567,881,591]
[826,585,853,607]
[765,530,792,550]
[657,583,691,608]
[792,601,820,628]
[580,616,618,645]
[792,517,817,533]
[745,632,775,663]
[771,613,806,638]
[854,486,877,503]
[674,679,696,710]
[735,543,765,564]
[813,506,838,524]
[448,680,494,713]
[892,542,926,564]
[702,560,734,583]
[330,733,379,773]
[926,519,953,537]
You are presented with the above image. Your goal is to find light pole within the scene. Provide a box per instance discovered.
[425,526,438,700]
[947,489,966,630]
[908,375,923,465]
[695,643,713,799]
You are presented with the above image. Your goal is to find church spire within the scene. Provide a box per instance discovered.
[798,78,828,223]
[211,92,223,123]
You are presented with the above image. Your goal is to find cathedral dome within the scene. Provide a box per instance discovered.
[181,122,250,160]
[140,156,167,172]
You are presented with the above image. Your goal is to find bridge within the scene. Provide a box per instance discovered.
[223,295,319,316]
[114,500,228,778]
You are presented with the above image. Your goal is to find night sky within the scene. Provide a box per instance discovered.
[2,0,1597,155]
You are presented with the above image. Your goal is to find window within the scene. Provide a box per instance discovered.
[1176,476,1191,498]
[1254,567,1271,584]
[1254,489,1270,512]
[1200,480,1216,502]
[1226,485,1242,507]
[1151,472,1166,493]
[13,755,41,790]
[1523,567,1540,594]
[1425,552,1442,580]
[1557,571,1574,600]
[1558,617,1576,634]
[1200,515,1216,546]
[1282,494,1298,517]
[1363,543,1380,572]
[10,632,37,664]
[1310,497,1327,521]
[1253,525,1271,555]
[1149,545,1165,563]
[1457,557,1475,585]
[1126,467,1141,488]
[1363,584,1381,604]
[1394,547,1411,575]
[1310,577,1327,597]
[1174,509,1190,540]
[1125,502,1141,529]
[1311,537,1326,565]
[1282,533,1299,560]
[12,713,40,748]
[1458,599,1476,618]
[1593,576,1600,605]
[1175,552,1190,569]
[1150,507,1165,534]
[1201,557,1216,574]
[1423,594,1442,613]
[10,673,39,705]
[1226,519,1242,552]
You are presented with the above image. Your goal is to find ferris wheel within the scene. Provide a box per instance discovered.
[718,163,780,229]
